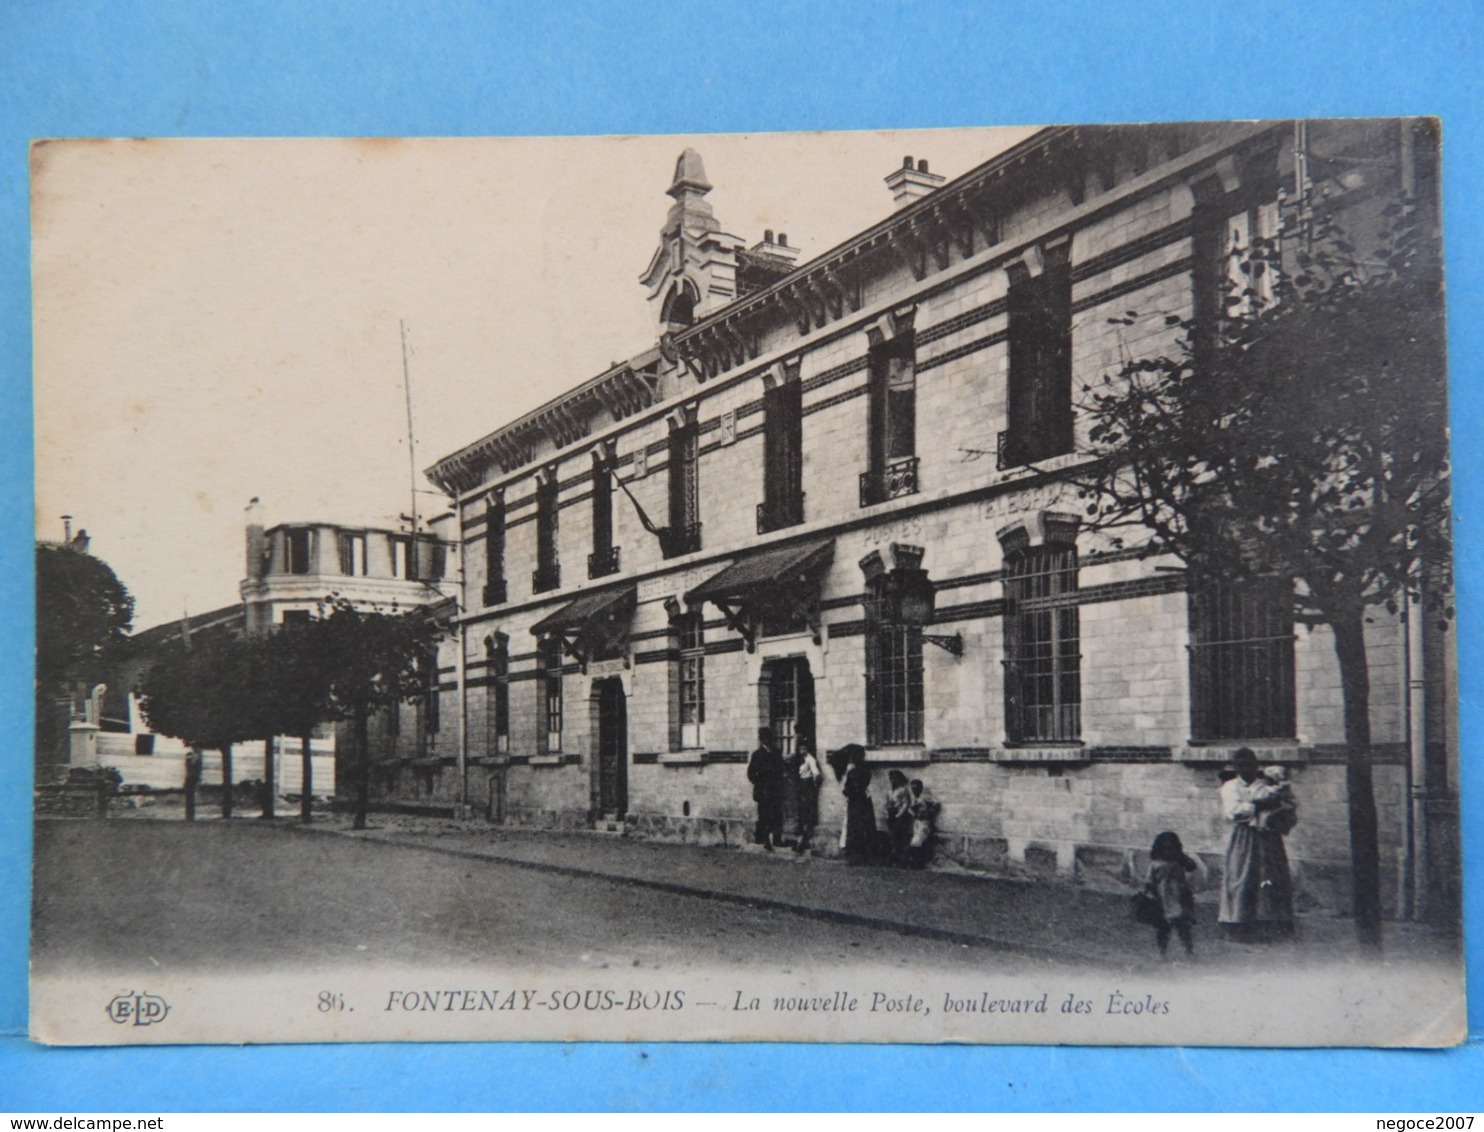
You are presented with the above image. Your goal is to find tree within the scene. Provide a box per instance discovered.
[1078,174,1448,947]
[261,619,334,824]
[138,632,258,818]
[307,597,441,830]
[35,544,135,760]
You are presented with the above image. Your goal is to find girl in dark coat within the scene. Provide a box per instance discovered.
[1144,830,1198,957]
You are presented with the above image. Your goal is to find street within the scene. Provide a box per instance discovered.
[32,819,1050,977]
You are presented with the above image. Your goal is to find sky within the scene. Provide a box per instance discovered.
[32,127,1037,632]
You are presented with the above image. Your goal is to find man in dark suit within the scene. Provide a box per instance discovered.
[747,727,786,851]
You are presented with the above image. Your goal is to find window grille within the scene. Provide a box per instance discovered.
[1003,545,1081,743]
[1188,575,1295,741]
[866,621,924,746]
[666,417,701,558]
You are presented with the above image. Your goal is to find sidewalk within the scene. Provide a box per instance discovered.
[296,812,1458,970]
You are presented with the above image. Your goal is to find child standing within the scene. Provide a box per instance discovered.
[1144,831,1198,957]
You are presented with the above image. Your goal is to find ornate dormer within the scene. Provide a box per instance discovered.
[640,149,747,333]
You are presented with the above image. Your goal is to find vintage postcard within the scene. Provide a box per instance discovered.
[30,121,1464,1046]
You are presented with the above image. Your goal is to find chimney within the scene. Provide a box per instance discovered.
[884,155,946,208]
[245,497,267,582]
[61,515,72,543]
[749,228,801,265]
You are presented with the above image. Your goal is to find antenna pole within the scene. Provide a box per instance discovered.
[400,319,419,555]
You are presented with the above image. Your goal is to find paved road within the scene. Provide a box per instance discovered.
[33,819,1064,978]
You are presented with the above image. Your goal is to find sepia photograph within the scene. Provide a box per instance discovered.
[29,120,1464,1048]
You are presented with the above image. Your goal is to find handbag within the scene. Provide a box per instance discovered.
[1131,888,1165,926]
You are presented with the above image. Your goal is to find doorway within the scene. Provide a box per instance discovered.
[761,657,815,836]
[594,677,628,819]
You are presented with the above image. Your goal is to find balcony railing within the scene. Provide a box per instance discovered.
[859,455,919,507]
[756,492,806,535]
[482,577,508,607]
[532,563,562,594]
[659,522,703,560]
[587,545,621,579]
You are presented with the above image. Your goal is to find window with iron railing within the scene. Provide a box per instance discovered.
[484,491,507,606]
[589,451,619,578]
[862,329,919,505]
[533,470,561,593]
[1003,544,1081,743]
[1188,574,1295,742]
[1000,243,1073,469]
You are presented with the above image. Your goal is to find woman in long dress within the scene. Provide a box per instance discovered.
[829,744,877,865]
[1218,747,1296,941]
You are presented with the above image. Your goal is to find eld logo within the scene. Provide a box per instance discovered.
[105,991,170,1027]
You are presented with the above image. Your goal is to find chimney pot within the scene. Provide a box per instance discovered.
[778,232,788,246]
[918,159,929,173]
[764,228,774,244]
[903,156,914,169]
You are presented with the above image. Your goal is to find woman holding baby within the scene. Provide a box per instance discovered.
[1218,747,1298,941]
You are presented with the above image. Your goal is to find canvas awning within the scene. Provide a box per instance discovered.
[685,538,833,650]
[686,538,834,605]
[529,584,637,669]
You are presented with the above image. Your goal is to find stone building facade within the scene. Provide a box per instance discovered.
[406,122,1452,919]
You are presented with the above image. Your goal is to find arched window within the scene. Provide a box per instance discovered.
[661,282,697,329]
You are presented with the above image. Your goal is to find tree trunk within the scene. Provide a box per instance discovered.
[300,733,313,824]
[261,736,276,819]
[1331,606,1383,948]
[221,743,234,819]
[184,749,198,822]
[353,709,371,830]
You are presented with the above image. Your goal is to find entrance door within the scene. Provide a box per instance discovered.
[595,677,628,818]
[763,657,815,835]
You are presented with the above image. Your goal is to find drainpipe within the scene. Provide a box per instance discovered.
[456,514,470,820]
[1405,585,1429,921]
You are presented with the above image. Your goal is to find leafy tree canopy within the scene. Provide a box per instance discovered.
[36,544,135,691]
[1080,196,1448,623]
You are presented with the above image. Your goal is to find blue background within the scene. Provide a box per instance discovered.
[1,0,1480,1111]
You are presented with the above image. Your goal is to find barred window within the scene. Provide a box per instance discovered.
[1189,575,1295,741]
[665,414,701,558]
[539,636,563,753]
[678,611,705,749]
[1003,545,1081,743]
[866,622,924,746]
[487,634,509,754]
